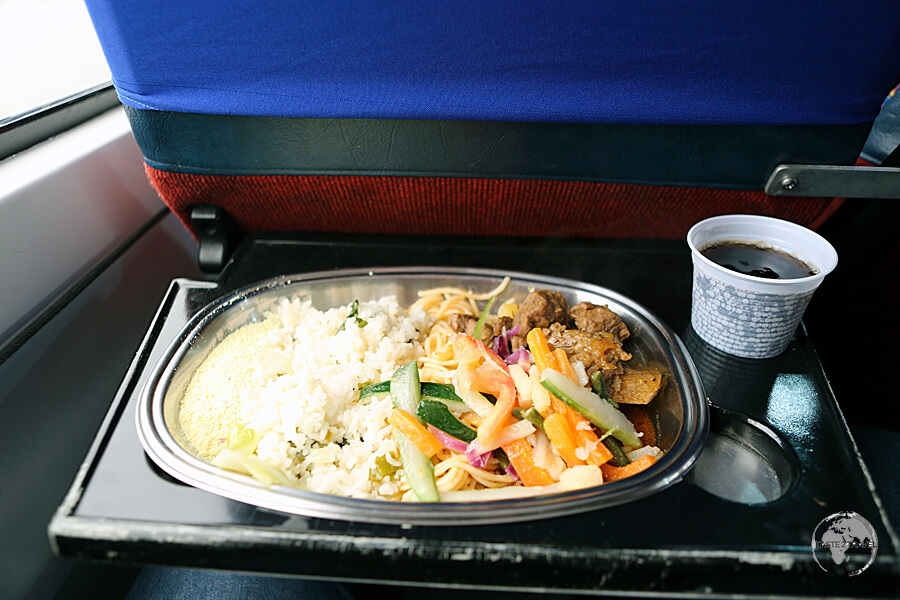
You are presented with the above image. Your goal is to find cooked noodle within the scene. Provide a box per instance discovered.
[398,451,516,501]
[413,277,511,383]
[402,278,523,496]
[434,453,516,489]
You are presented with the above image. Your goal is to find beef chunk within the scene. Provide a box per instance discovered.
[546,325,632,376]
[570,302,630,342]
[512,290,573,336]
[608,366,663,405]
[450,313,478,335]
[449,313,513,344]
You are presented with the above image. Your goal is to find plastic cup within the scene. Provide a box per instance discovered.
[687,215,838,359]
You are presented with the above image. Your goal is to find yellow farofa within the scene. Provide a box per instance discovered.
[178,320,274,459]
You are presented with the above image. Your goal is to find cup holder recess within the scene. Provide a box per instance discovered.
[686,404,799,505]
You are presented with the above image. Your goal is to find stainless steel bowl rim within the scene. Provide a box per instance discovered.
[136,266,709,525]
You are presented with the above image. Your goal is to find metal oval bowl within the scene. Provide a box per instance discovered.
[137,267,708,525]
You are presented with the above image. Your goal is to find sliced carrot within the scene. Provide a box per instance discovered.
[552,348,579,384]
[542,413,585,468]
[576,431,613,467]
[526,328,558,373]
[502,438,555,487]
[549,394,568,416]
[600,454,657,482]
[572,428,613,467]
[388,409,443,458]
[558,398,613,467]
[525,330,614,468]
[549,390,613,467]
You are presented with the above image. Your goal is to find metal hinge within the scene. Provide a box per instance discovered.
[764,164,900,199]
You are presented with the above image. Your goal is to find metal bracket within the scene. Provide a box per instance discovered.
[190,204,240,274]
[764,164,900,199]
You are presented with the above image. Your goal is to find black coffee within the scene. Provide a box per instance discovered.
[700,241,816,279]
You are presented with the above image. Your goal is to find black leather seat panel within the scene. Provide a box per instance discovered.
[126,107,873,189]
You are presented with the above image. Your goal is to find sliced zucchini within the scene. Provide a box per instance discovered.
[427,396,470,414]
[421,382,469,413]
[416,399,477,443]
[540,369,641,448]
[360,380,468,412]
[421,382,461,400]
[390,361,421,414]
[395,431,439,502]
[359,380,391,400]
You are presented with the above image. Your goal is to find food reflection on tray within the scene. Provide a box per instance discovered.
[178,278,667,502]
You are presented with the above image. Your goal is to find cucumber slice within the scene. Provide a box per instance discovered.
[395,431,439,502]
[540,369,642,448]
[421,383,469,413]
[416,399,477,443]
[421,382,461,401]
[390,361,422,414]
[427,397,469,414]
[359,380,390,399]
[361,380,467,412]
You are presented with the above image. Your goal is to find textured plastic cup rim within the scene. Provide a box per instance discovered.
[687,214,838,288]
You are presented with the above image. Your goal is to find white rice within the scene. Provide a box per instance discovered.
[179,295,431,499]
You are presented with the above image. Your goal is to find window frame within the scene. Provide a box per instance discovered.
[0,82,119,161]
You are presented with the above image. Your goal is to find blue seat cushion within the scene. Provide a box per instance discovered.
[85,1,900,125]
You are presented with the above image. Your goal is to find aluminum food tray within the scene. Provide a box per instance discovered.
[136,268,708,525]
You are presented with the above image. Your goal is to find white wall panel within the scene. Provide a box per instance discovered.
[0,107,164,345]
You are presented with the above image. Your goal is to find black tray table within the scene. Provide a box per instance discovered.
[50,233,899,597]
